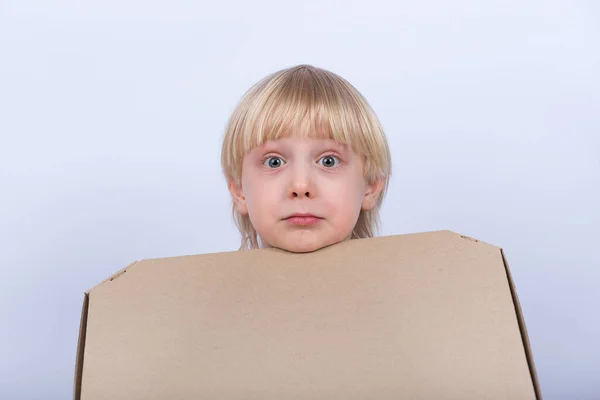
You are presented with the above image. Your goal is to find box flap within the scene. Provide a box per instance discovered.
[78,230,539,399]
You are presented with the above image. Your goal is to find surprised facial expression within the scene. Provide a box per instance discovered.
[228,137,383,253]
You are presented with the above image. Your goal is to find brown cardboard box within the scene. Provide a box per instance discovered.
[73,230,541,399]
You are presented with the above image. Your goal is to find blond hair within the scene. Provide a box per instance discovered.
[221,64,392,250]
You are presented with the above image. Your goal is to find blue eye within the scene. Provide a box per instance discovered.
[318,155,340,168]
[264,156,285,168]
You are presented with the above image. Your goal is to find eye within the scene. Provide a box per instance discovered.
[263,156,286,168]
[318,155,340,168]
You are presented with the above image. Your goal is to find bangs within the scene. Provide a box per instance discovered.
[223,65,389,183]
[242,68,357,151]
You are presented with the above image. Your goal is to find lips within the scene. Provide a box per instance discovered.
[284,213,323,226]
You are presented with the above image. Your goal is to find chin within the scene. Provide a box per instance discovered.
[283,244,322,253]
[272,237,338,253]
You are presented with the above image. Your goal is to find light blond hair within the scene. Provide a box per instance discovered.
[221,64,392,250]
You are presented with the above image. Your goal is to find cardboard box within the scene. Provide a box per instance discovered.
[74,230,541,399]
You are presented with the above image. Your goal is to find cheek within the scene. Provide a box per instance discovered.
[322,174,365,215]
[242,177,278,219]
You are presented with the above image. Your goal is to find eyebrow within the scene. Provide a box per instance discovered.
[330,140,349,150]
[256,141,279,153]
[256,139,349,154]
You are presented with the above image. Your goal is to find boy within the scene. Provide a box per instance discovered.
[221,64,392,253]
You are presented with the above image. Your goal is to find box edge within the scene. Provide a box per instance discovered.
[500,248,543,400]
[73,292,89,400]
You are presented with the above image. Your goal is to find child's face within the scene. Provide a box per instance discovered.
[228,137,383,252]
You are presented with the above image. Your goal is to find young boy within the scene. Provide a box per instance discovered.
[221,64,392,253]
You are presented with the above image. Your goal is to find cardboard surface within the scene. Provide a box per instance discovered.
[75,230,540,399]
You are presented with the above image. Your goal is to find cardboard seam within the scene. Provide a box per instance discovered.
[89,260,139,292]
[446,230,497,247]
[460,235,479,243]
[500,248,543,400]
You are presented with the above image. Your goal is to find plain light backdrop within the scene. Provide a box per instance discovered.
[1,1,599,399]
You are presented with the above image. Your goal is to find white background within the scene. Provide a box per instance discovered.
[1,1,599,399]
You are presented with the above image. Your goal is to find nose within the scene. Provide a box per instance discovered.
[288,163,315,199]
[291,189,311,198]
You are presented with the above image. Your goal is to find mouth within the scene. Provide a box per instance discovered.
[284,213,324,226]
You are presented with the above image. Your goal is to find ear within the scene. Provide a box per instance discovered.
[227,180,249,215]
[361,177,385,211]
